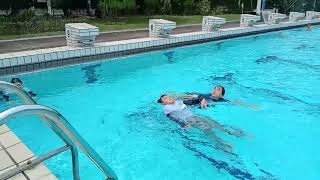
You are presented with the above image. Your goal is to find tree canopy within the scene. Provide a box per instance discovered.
[0,0,319,16]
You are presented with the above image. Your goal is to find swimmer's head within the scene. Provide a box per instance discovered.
[212,85,225,98]
[157,94,174,105]
[10,78,23,88]
[307,24,312,30]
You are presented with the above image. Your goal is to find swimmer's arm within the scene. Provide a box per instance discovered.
[171,94,198,100]
[28,91,37,98]
[2,95,14,105]
[2,95,9,102]
[228,100,260,110]
[200,98,208,109]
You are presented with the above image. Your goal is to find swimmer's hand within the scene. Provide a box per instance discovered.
[198,104,213,109]
[200,99,208,109]
[28,91,37,97]
[2,95,9,102]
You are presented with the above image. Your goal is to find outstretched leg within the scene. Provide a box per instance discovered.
[186,117,233,153]
[196,116,253,138]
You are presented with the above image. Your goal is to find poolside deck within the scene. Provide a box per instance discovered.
[0,21,240,54]
[0,125,57,180]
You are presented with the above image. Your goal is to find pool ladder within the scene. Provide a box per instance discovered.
[0,81,118,180]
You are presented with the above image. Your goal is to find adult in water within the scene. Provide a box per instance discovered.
[157,94,253,153]
[171,85,260,109]
[1,78,37,102]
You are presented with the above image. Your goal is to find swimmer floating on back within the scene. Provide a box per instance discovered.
[157,94,253,153]
[1,78,37,102]
[171,85,260,110]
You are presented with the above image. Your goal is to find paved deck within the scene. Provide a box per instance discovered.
[0,21,240,54]
[0,125,57,180]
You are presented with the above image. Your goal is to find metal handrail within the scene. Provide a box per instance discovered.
[0,81,118,180]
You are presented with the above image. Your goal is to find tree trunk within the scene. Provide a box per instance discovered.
[47,0,52,15]
[87,0,92,16]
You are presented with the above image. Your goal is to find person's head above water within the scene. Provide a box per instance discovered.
[157,94,175,105]
[10,78,23,88]
[211,85,225,98]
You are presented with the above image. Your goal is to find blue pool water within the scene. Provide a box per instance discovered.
[1,26,320,180]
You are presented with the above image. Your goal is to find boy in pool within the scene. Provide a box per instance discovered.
[1,78,37,101]
[172,85,260,109]
[307,24,312,31]
[157,94,252,153]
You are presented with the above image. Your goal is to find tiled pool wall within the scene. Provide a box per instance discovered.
[0,19,319,76]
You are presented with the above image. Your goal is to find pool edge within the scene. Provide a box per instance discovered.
[0,20,319,77]
[0,124,58,180]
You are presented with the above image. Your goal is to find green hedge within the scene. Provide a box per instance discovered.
[0,16,78,35]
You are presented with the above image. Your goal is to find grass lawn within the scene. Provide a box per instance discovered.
[0,14,240,40]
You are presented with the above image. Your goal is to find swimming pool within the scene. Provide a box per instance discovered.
[1,26,320,180]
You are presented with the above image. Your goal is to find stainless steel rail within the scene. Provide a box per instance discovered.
[0,81,118,180]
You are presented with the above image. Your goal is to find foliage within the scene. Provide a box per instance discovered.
[0,16,73,36]
[160,0,172,14]
[183,0,198,15]
[143,0,160,15]
[211,6,225,15]
[266,0,319,13]
[16,9,35,22]
[99,0,135,17]
[0,0,32,14]
[1,0,320,16]
[199,0,211,15]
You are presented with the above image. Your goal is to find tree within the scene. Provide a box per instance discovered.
[47,0,52,15]
[144,0,160,15]
[87,0,92,15]
[199,0,211,15]
[266,0,319,13]
[160,0,172,14]
[2,0,32,14]
[99,0,135,17]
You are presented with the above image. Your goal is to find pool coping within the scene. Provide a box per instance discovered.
[0,19,319,77]
[0,21,240,43]
[0,124,57,180]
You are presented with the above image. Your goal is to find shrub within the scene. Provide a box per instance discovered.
[144,0,160,15]
[99,0,136,17]
[16,9,35,22]
[183,0,198,15]
[160,0,172,15]
[0,16,75,36]
[198,0,211,15]
[212,5,225,15]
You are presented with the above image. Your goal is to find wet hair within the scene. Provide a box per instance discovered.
[220,86,225,96]
[11,78,22,84]
[157,94,167,103]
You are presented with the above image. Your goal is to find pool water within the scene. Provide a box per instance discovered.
[1,26,320,180]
